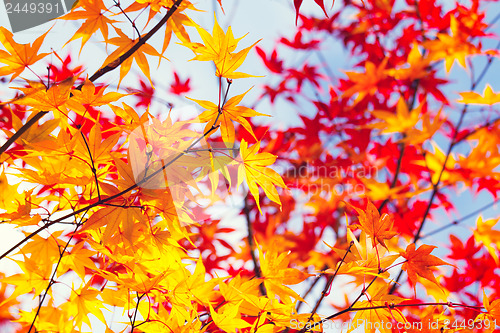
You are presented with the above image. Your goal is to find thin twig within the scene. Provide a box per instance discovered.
[422,199,499,239]
[27,217,84,333]
[243,193,266,296]
[80,131,101,201]
[300,241,354,332]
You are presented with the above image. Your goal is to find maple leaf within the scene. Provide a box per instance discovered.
[348,286,407,333]
[11,78,77,121]
[294,0,329,25]
[79,205,146,244]
[180,15,260,79]
[346,200,397,250]
[326,228,399,280]
[424,16,481,73]
[476,291,500,325]
[371,97,422,135]
[103,28,164,86]
[188,89,268,144]
[59,0,119,52]
[66,281,106,329]
[414,142,461,185]
[210,301,252,333]
[386,43,431,81]
[457,84,500,105]
[0,27,50,80]
[400,243,451,290]
[258,245,312,303]
[237,140,288,214]
[170,71,191,95]
[58,242,96,280]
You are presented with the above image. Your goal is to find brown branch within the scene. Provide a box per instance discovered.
[304,299,483,332]
[243,193,266,296]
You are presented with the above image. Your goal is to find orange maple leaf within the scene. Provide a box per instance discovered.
[0,27,50,80]
[342,58,388,105]
[400,243,451,290]
[346,200,397,250]
[59,0,119,52]
[188,89,268,144]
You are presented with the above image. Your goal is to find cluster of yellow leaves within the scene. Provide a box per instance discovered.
[0,5,305,332]
[181,16,260,79]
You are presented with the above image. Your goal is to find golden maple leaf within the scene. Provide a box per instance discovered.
[237,139,288,214]
[188,89,268,144]
[180,15,260,79]
[457,84,500,105]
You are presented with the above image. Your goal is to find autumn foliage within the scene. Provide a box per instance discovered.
[1,0,500,332]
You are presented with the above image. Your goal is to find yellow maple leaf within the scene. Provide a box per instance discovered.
[103,28,164,86]
[59,0,119,52]
[188,89,268,144]
[475,290,500,326]
[0,27,50,80]
[386,43,431,81]
[414,142,461,185]
[424,16,481,73]
[326,228,398,280]
[237,140,288,214]
[210,301,251,333]
[66,281,106,329]
[348,286,407,333]
[457,84,500,105]
[181,15,260,79]
[11,78,76,117]
[258,245,312,303]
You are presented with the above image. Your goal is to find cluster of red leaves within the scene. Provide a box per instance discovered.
[247,0,500,323]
